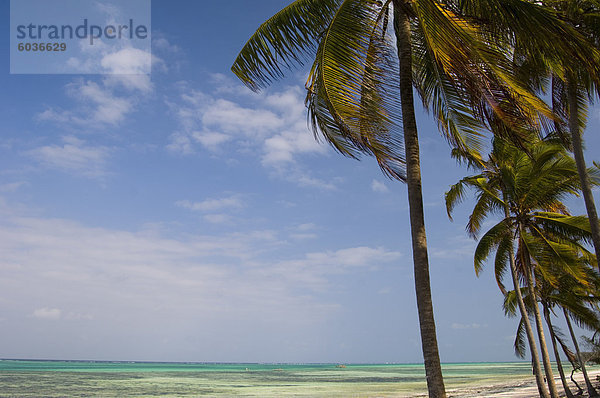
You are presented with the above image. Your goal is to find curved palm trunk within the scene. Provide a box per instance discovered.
[522,248,559,398]
[566,77,600,271]
[394,3,446,397]
[505,205,550,398]
[543,304,575,398]
[564,307,598,397]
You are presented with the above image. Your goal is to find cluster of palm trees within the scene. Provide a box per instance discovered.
[446,137,600,397]
[231,0,600,397]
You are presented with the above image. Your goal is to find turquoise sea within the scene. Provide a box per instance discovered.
[0,360,548,397]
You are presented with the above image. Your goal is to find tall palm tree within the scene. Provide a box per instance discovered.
[446,140,551,397]
[446,138,596,397]
[458,0,600,267]
[556,274,600,396]
[505,283,577,398]
[506,270,600,398]
[543,302,575,398]
[548,0,600,270]
[540,270,600,398]
[232,2,599,396]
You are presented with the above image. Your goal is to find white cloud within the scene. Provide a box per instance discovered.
[203,214,232,224]
[296,223,317,231]
[192,131,231,152]
[372,179,389,193]
[101,47,152,75]
[38,77,145,129]
[75,80,133,125]
[306,247,402,268]
[37,46,157,129]
[430,234,477,260]
[262,128,324,167]
[27,136,111,178]
[290,233,317,241]
[283,169,338,191]
[167,79,333,189]
[166,131,194,155]
[202,98,283,135]
[153,37,181,54]
[288,223,318,240]
[0,209,384,337]
[32,308,61,320]
[265,247,402,291]
[176,196,243,212]
[0,182,27,193]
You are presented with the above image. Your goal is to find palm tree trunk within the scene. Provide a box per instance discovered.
[505,205,550,398]
[522,246,559,398]
[564,307,598,396]
[566,76,600,271]
[394,2,446,397]
[543,304,575,398]
[571,368,584,395]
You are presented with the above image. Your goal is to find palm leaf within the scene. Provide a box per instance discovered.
[232,0,342,90]
[305,0,405,179]
[474,219,511,275]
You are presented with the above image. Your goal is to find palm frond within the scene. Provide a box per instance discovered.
[306,0,405,179]
[232,0,342,91]
[514,318,528,358]
[474,219,511,275]
[494,233,514,293]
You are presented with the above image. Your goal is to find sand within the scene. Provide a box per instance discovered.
[446,369,600,397]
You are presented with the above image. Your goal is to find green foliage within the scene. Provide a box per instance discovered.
[231,0,600,182]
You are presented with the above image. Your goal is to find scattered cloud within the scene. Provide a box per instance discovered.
[378,287,392,295]
[101,48,152,76]
[176,195,244,212]
[27,136,111,178]
[176,195,244,225]
[74,80,134,125]
[0,208,398,337]
[288,223,319,241]
[297,223,317,232]
[372,179,389,193]
[289,233,318,241]
[0,182,27,193]
[166,77,335,189]
[265,247,402,291]
[193,131,231,151]
[37,76,147,129]
[203,214,232,224]
[32,308,62,320]
[430,234,477,260]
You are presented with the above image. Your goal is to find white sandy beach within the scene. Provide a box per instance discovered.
[446,369,600,398]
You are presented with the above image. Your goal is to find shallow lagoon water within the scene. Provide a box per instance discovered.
[0,360,550,397]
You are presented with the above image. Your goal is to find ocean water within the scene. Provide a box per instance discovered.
[0,360,542,397]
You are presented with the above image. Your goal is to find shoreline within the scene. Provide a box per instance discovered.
[1,360,598,397]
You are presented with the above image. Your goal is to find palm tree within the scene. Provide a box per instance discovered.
[446,138,596,397]
[446,140,551,397]
[556,275,600,397]
[548,0,600,271]
[540,269,600,398]
[231,2,599,396]
[506,270,600,398]
[505,282,577,398]
[543,302,575,398]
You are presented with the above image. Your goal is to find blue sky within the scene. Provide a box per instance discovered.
[1,0,599,364]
